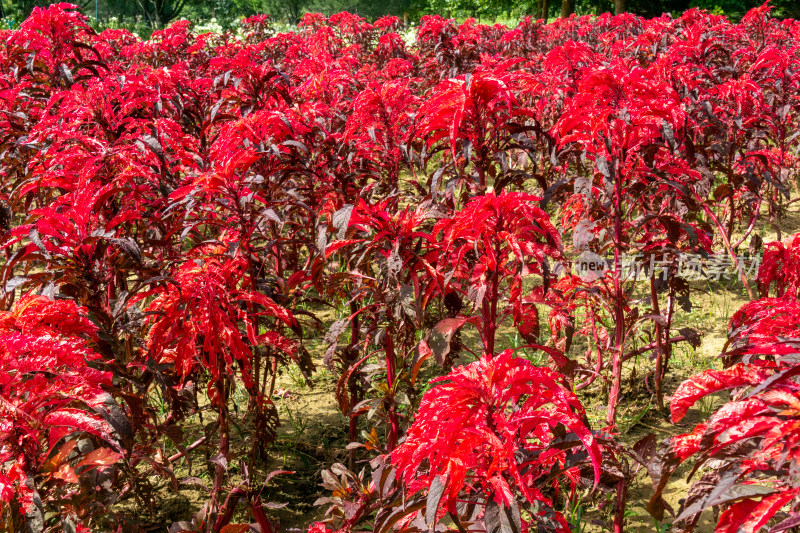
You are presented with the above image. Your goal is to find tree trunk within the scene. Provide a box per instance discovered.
[615,0,625,14]
[561,0,573,18]
[540,0,549,20]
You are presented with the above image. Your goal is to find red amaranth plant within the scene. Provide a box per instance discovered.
[137,248,298,531]
[0,294,124,530]
[647,234,800,532]
[392,349,602,533]
[321,198,439,454]
[1,4,800,532]
[430,191,563,360]
[413,65,532,200]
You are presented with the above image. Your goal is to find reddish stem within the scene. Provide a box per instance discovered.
[732,197,762,249]
[213,487,244,531]
[252,495,274,533]
[698,200,754,299]
[167,436,207,463]
[575,308,605,391]
[210,378,230,533]
[650,275,665,411]
[482,228,502,356]
[613,477,627,533]
[384,321,399,451]
[348,301,362,468]
[606,159,626,429]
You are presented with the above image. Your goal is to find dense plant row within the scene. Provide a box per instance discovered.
[1,3,800,532]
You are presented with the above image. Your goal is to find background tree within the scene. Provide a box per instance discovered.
[5,0,96,21]
[5,0,799,28]
[256,0,308,22]
[134,0,185,27]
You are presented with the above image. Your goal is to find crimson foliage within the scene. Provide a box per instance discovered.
[0,3,799,533]
[648,234,800,532]
[393,350,601,533]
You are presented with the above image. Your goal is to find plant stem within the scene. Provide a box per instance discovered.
[650,275,665,411]
[384,319,399,451]
[613,478,627,533]
[607,159,626,428]
[699,201,754,299]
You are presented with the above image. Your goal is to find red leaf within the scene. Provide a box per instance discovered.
[75,447,122,469]
[670,363,774,423]
[717,490,799,533]
[43,409,119,450]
